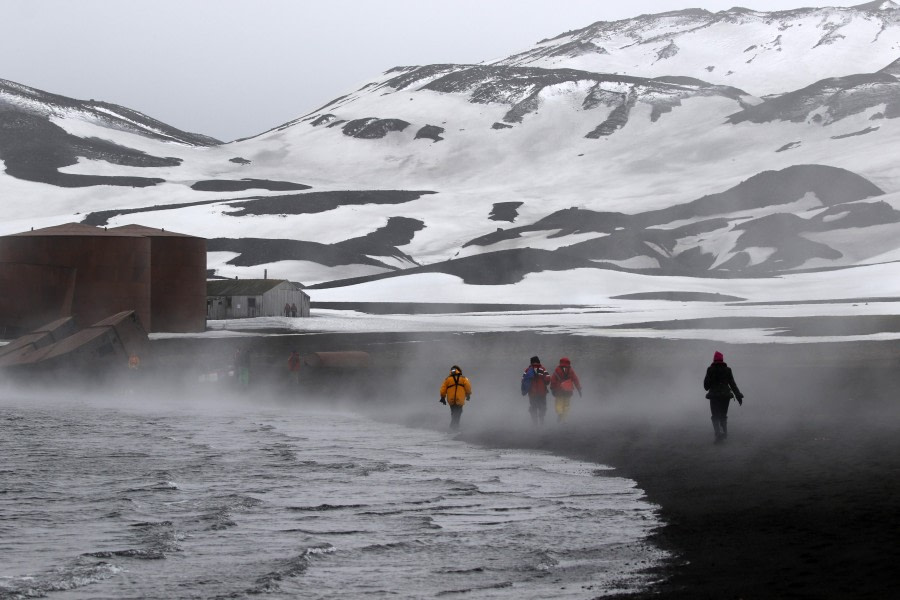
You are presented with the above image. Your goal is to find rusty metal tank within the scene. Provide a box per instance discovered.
[111,225,207,333]
[0,223,151,331]
[0,263,76,337]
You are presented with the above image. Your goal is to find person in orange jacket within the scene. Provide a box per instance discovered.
[550,357,582,423]
[439,365,472,431]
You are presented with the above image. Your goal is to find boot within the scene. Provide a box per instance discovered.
[720,418,728,440]
[712,416,724,443]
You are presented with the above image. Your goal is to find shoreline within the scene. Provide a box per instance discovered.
[21,329,899,598]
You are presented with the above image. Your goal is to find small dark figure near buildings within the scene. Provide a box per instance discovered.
[126,353,141,394]
[550,357,582,423]
[288,350,301,389]
[521,355,552,426]
[703,351,744,443]
[234,347,251,389]
[290,303,298,318]
[284,303,291,317]
[439,365,472,431]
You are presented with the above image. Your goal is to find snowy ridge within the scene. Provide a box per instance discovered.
[494,4,900,96]
[1,4,900,321]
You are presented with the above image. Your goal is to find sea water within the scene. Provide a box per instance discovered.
[0,394,665,599]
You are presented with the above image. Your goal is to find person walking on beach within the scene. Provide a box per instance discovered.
[550,357,582,423]
[284,303,291,317]
[234,347,251,390]
[704,351,743,443]
[521,356,552,426]
[287,350,302,390]
[439,365,472,431]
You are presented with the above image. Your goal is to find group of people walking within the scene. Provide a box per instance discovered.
[436,356,583,431]
[438,351,744,444]
[520,356,582,425]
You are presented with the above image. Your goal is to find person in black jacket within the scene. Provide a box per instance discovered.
[521,356,551,426]
[703,351,743,443]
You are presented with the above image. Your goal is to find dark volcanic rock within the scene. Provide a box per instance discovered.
[229,157,251,165]
[378,64,748,133]
[191,179,311,192]
[642,164,884,222]
[489,202,524,222]
[831,127,879,139]
[461,165,886,276]
[414,125,445,141]
[0,78,221,146]
[342,118,411,139]
[82,199,226,227]
[224,190,436,216]
[335,217,424,263]
[0,111,173,187]
[611,291,745,302]
[585,93,637,137]
[311,114,339,127]
[209,218,424,270]
[727,73,900,125]
[207,238,395,270]
[491,122,514,129]
[312,247,600,288]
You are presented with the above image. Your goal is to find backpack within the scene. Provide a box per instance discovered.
[521,368,534,396]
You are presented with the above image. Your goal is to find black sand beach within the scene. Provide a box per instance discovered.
[137,331,900,598]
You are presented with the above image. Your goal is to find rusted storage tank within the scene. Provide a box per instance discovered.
[0,223,151,331]
[0,263,76,337]
[112,225,207,333]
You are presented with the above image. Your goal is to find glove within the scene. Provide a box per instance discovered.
[737,395,743,406]
[466,395,471,402]
[439,397,447,405]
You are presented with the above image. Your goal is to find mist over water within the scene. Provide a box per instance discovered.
[0,389,665,599]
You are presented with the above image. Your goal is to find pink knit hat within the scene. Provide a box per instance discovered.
[713,351,724,363]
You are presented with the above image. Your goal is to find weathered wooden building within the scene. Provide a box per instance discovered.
[206,279,310,320]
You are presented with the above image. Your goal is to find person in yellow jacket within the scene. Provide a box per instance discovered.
[439,365,472,431]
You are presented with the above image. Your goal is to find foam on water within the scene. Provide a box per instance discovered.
[0,396,667,599]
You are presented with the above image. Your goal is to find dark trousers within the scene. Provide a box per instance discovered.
[528,394,547,425]
[449,405,463,430]
[710,397,730,420]
[710,396,730,436]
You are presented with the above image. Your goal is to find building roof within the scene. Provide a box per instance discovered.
[207,279,296,296]
[7,223,144,237]
[4,223,201,239]
[111,224,200,238]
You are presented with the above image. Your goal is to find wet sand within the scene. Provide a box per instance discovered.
[149,331,900,598]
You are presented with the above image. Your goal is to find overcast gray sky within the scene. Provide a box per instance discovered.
[2,0,863,142]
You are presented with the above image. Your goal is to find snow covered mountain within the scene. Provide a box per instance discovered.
[2,3,900,309]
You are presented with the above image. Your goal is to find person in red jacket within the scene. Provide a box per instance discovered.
[550,357,582,423]
[287,350,302,389]
[521,355,552,426]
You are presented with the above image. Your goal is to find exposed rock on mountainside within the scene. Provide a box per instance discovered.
[223,191,436,216]
[494,4,900,95]
[727,72,900,125]
[190,179,310,192]
[2,4,900,290]
[342,118,410,138]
